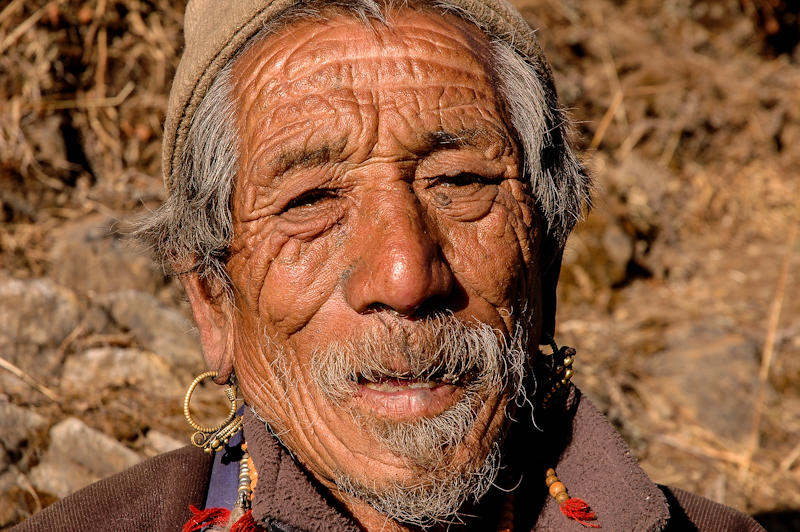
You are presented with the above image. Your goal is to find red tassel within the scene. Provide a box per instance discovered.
[559,497,600,528]
[182,505,231,532]
[230,510,258,532]
[181,506,263,532]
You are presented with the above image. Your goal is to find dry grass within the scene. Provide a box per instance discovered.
[1,0,798,529]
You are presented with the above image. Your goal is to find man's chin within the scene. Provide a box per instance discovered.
[333,437,502,528]
[361,405,481,467]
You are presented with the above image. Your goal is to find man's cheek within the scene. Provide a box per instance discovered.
[228,220,290,306]
[228,222,331,334]
[257,235,341,335]
[442,216,523,310]
[495,184,537,266]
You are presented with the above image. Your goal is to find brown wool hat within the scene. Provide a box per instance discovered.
[162,0,555,190]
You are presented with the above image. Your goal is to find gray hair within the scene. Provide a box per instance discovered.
[136,0,590,294]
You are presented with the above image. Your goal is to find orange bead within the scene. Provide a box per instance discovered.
[549,481,567,498]
[545,468,556,476]
[545,475,558,487]
[556,491,570,504]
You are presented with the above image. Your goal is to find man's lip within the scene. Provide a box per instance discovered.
[362,378,438,391]
[354,380,465,420]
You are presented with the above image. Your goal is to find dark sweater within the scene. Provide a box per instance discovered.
[12,391,764,531]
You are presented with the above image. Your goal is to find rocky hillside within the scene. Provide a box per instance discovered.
[1,0,798,529]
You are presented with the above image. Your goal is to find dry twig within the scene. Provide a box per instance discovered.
[743,201,799,471]
[17,82,135,112]
[655,433,749,468]
[0,0,25,28]
[590,90,623,150]
[779,439,800,473]
[0,356,60,402]
[0,3,50,56]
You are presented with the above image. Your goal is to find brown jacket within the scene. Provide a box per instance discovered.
[12,391,765,531]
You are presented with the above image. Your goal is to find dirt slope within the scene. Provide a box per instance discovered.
[0,0,797,529]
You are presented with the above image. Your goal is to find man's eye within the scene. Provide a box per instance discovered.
[283,189,338,211]
[434,173,495,187]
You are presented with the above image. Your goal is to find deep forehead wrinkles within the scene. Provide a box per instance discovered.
[235,11,496,87]
[280,23,489,85]
[232,9,499,111]
[231,10,512,184]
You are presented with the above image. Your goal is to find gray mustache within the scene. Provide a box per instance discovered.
[310,313,527,403]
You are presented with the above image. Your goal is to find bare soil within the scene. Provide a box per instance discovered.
[1,0,798,529]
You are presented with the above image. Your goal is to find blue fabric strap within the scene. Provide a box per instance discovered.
[202,408,301,531]
[204,428,243,511]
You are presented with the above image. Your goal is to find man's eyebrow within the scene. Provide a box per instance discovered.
[266,129,498,179]
[268,140,347,178]
[420,128,499,153]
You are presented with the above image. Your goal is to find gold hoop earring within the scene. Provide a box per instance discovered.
[183,370,243,453]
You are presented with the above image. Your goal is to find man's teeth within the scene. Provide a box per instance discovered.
[363,380,437,392]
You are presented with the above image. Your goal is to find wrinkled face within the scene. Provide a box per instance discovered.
[226,8,542,525]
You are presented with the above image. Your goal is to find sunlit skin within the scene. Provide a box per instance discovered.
[183,8,544,531]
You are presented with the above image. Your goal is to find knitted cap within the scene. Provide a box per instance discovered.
[162,0,554,190]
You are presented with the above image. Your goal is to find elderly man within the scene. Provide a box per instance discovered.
[15,1,764,531]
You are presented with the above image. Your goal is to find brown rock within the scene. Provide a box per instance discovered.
[641,325,762,444]
[48,215,165,298]
[99,290,203,377]
[0,469,40,528]
[61,347,183,397]
[29,418,142,499]
[140,430,184,458]
[28,458,98,501]
[0,398,48,469]
[0,279,81,390]
[0,279,80,350]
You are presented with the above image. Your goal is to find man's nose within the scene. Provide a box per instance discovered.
[344,189,454,317]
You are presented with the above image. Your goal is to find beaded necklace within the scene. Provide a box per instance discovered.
[183,442,598,531]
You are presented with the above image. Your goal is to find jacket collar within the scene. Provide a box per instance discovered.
[528,387,670,531]
[243,409,361,531]
[242,387,670,531]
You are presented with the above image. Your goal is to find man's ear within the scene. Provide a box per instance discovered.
[179,272,235,385]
